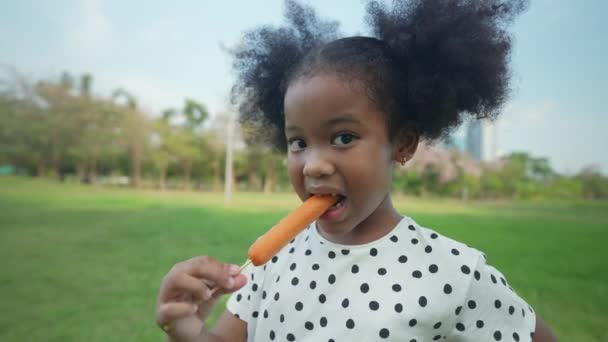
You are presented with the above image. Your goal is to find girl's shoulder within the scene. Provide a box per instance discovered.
[402,216,522,297]
[404,217,537,337]
[401,215,486,264]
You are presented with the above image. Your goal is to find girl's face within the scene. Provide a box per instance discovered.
[284,73,405,244]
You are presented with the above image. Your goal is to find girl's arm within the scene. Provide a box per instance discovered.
[533,316,557,342]
[167,311,246,342]
[208,310,247,342]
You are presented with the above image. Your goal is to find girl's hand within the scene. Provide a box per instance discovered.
[155,256,247,341]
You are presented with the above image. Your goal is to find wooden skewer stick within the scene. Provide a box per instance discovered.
[209,259,252,296]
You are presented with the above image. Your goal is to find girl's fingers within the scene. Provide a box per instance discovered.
[186,256,240,290]
[156,302,198,330]
[161,272,210,303]
[156,257,245,337]
[210,273,248,297]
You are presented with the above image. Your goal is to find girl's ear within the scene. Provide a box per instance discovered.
[393,128,419,164]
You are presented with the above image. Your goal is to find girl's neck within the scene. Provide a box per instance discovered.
[319,194,402,245]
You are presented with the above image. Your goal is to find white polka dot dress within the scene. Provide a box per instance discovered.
[227,216,536,341]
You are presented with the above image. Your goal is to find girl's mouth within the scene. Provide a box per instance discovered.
[320,195,347,221]
[330,195,345,208]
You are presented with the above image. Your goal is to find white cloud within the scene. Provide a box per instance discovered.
[136,19,182,44]
[499,100,555,130]
[71,0,113,55]
[96,72,182,114]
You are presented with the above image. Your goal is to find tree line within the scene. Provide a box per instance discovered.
[1,68,606,199]
[0,69,284,192]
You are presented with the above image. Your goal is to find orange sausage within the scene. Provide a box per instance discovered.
[247,195,337,266]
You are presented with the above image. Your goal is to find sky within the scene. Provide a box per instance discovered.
[1,0,606,175]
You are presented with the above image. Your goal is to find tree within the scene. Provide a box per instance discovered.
[169,99,209,190]
[243,146,264,191]
[529,157,554,183]
[149,111,178,190]
[201,130,225,190]
[579,166,608,199]
[421,164,440,195]
[0,70,49,174]
[112,89,149,188]
[33,71,82,177]
[261,152,284,194]
[63,74,121,183]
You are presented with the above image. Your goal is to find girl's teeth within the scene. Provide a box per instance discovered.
[332,199,344,209]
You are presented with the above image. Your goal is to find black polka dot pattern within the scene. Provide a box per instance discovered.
[369,300,380,310]
[418,296,428,307]
[319,294,326,303]
[461,265,471,274]
[226,218,536,341]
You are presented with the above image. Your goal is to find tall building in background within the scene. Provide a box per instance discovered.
[440,125,466,152]
[440,132,466,151]
[466,119,497,162]
[466,121,482,160]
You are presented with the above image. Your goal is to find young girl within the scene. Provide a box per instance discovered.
[155,0,557,341]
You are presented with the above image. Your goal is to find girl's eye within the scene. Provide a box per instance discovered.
[332,133,356,146]
[288,138,307,151]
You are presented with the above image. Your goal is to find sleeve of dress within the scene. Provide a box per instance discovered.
[449,252,537,342]
[225,263,266,323]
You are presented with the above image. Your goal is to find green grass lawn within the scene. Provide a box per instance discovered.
[0,176,606,341]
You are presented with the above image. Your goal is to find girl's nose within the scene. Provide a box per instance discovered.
[302,150,335,178]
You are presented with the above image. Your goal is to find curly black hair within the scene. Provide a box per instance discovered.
[231,0,528,151]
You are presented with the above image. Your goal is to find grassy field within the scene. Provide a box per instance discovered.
[0,176,606,341]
